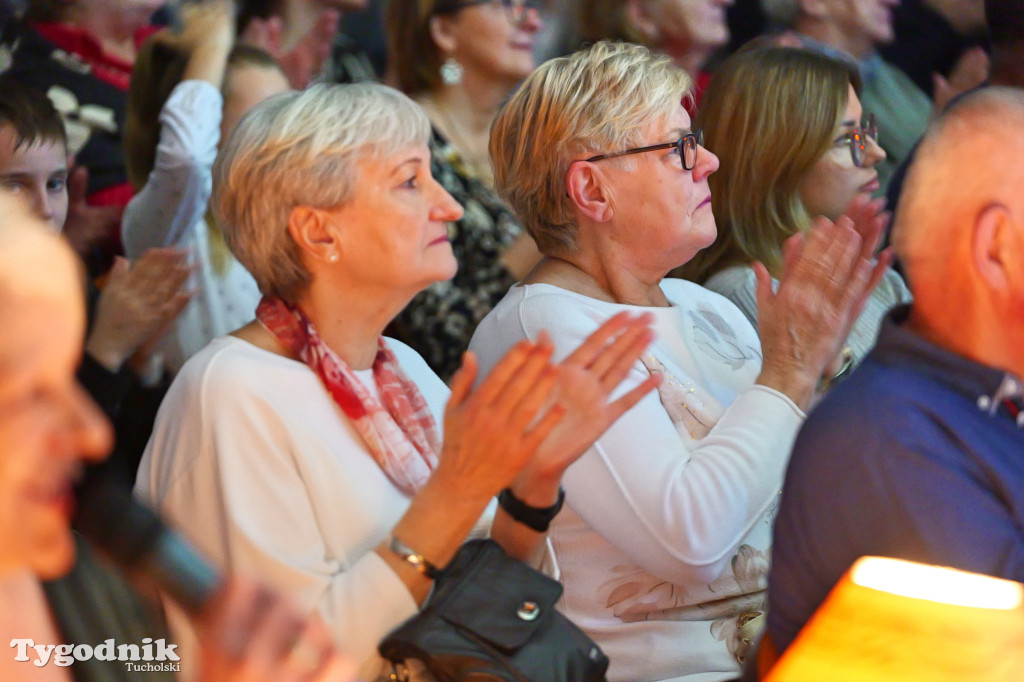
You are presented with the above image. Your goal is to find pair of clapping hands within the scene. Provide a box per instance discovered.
[434,195,893,507]
[84,248,191,376]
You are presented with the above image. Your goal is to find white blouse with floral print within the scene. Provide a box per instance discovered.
[469,279,805,682]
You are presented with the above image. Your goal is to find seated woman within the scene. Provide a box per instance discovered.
[381,0,544,382]
[136,82,657,680]
[680,45,911,370]
[473,41,890,681]
[122,0,290,371]
[0,191,354,682]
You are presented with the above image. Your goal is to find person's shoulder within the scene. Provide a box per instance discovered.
[662,274,761,339]
[384,337,446,387]
[170,336,307,404]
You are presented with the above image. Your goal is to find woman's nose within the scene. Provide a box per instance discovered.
[430,180,465,223]
[693,144,720,180]
[863,134,886,167]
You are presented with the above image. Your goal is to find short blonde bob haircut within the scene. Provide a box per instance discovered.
[490,41,693,254]
[213,82,431,303]
[680,45,860,283]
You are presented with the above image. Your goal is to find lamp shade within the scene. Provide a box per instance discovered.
[766,556,1024,681]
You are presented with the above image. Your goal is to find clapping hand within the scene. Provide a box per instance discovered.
[197,577,356,682]
[754,194,892,407]
[510,312,659,504]
[85,248,192,372]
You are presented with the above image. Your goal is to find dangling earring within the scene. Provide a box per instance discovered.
[440,57,463,86]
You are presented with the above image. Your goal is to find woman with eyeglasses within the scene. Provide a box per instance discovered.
[471,41,890,680]
[680,45,911,371]
[382,0,544,382]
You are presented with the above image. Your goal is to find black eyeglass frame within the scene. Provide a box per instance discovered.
[432,0,540,24]
[833,113,878,168]
[585,130,704,171]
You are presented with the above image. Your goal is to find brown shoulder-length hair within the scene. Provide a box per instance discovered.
[384,0,449,96]
[679,45,861,283]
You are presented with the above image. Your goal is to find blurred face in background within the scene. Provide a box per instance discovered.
[0,201,111,580]
[0,127,69,232]
[651,0,735,55]
[831,0,900,47]
[432,1,544,89]
[799,85,885,221]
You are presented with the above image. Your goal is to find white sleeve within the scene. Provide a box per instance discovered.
[136,355,417,678]
[508,298,803,586]
[121,80,221,258]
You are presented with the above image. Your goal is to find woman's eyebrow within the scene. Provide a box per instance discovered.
[390,157,423,176]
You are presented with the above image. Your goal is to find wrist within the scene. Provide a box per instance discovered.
[756,362,817,409]
[497,486,565,533]
[509,470,562,508]
[819,346,854,392]
[84,338,128,373]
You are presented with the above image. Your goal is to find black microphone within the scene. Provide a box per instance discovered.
[73,476,221,616]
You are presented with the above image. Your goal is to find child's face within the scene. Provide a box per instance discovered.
[0,126,69,232]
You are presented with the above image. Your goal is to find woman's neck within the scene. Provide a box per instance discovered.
[418,75,510,185]
[527,255,670,308]
[293,280,417,370]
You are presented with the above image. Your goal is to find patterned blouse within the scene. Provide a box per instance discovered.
[385,127,524,382]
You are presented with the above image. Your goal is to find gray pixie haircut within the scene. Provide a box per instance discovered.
[213,82,432,302]
[760,0,800,27]
[490,41,692,254]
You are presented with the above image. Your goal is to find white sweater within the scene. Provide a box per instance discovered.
[135,335,479,681]
[469,280,805,682]
[121,81,261,372]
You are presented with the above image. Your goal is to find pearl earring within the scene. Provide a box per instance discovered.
[329,253,339,262]
[440,57,463,86]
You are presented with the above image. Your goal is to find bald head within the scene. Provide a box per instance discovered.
[892,87,1024,375]
[894,88,1024,291]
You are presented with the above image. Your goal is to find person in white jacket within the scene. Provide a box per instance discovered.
[122,0,290,372]
[474,40,891,681]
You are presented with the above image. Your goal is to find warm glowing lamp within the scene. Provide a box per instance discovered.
[765,556,1024,681]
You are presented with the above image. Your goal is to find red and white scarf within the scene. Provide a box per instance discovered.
[257,296,440,495]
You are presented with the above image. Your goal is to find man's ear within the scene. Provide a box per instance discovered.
[625,0,660,43]
[288,205,337,264]
[972,203,1017,292]
[566,161,614,223]
[429,14,457,56]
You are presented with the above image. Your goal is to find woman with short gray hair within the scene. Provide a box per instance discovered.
[472,41,890,680]
[136,81,657,680]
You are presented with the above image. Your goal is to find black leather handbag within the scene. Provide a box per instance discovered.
[379,539,609,682]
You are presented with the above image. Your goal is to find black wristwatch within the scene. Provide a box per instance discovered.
[497,487,566,533]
